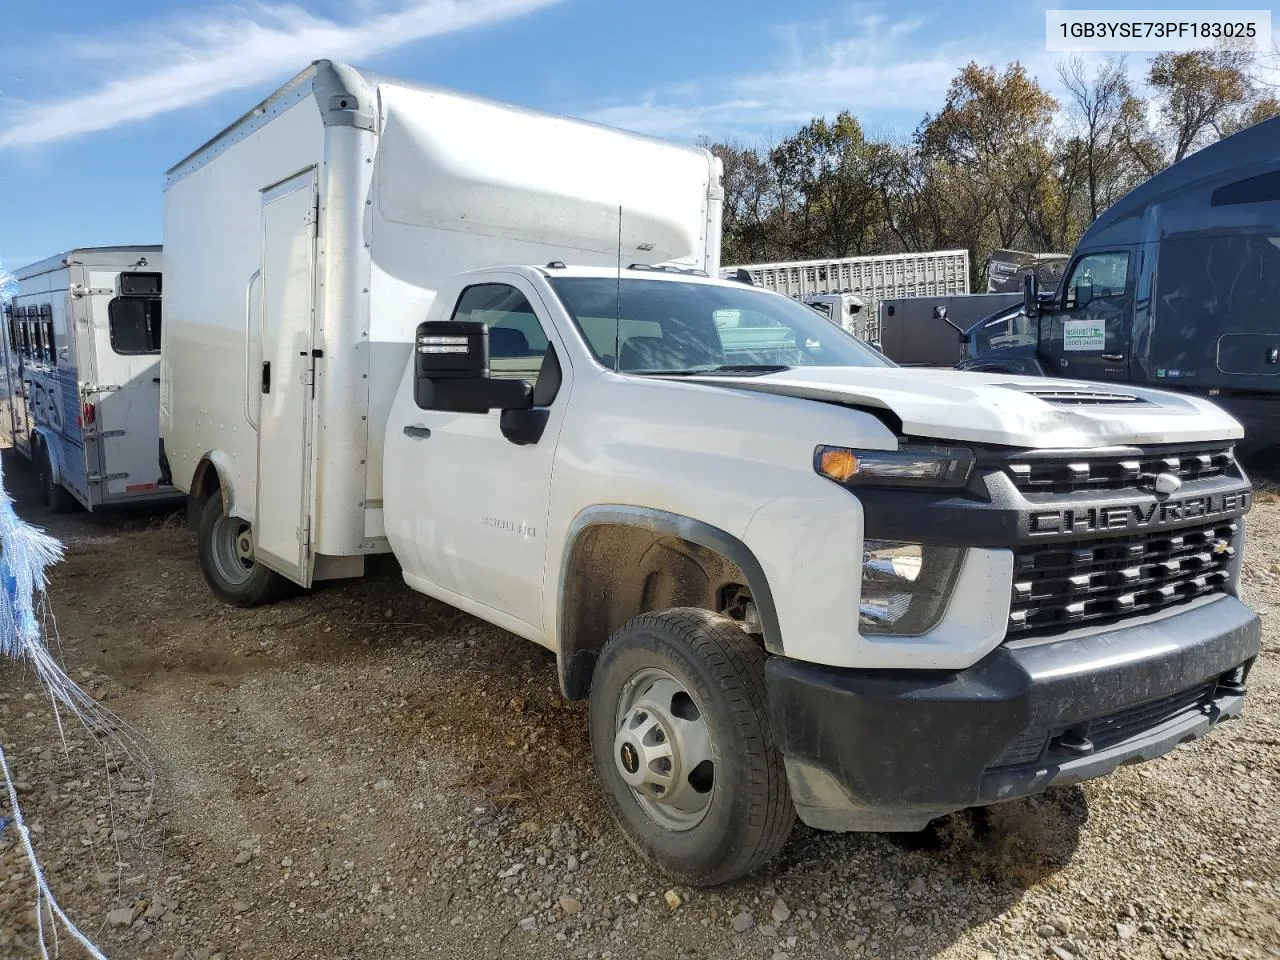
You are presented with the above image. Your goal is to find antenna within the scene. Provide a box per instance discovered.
[614,205,622,372]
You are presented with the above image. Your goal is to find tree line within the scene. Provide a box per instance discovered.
[706,51,1278,284]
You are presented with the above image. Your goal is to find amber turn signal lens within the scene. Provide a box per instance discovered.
[818,447,859,482]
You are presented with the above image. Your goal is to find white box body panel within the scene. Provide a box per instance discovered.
[161,61,722,577]
[161,94,324,536]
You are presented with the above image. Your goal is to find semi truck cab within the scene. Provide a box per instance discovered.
[959,114,1280,465]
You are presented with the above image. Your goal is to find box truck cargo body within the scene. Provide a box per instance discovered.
[160,60,723,587]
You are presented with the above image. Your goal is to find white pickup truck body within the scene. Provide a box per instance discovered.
[162,61,1261,886]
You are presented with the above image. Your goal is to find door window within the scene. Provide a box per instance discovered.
[1154,232,1280,376]
[1063,252,1130,309]
[108,297,162,354]
[450,284,551,381]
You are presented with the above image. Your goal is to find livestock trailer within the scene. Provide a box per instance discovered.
[3,248,179,510]
[721,250,969,321]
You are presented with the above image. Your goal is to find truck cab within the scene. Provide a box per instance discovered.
[802,293,871,339]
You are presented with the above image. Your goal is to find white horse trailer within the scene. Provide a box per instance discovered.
[2,248,180,511]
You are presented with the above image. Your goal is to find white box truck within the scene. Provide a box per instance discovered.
[3,248,180,510]
[163,61,1260,886]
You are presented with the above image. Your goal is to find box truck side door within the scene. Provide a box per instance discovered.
[255,169,318,584]
[386,276,571,633]
[1040,251,1134,382]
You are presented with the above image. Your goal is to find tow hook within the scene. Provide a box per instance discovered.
[1051,726,1095,756]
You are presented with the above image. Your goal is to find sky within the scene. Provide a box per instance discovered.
[0,0,1273,270]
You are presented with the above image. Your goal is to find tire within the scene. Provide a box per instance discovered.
[196,492,289,607]
[588,608,795,886]
[37,445,77,513]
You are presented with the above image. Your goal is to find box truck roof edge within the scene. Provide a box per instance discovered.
[165,59,723,190]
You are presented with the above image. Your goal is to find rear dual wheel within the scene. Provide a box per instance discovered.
[588,608,795,886]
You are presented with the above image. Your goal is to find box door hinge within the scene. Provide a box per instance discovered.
[298,517,311,545]
[69,285,115,299]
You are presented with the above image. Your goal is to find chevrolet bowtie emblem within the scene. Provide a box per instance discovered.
[1212,539,1231,555]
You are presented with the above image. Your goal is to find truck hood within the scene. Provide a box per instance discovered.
[695,367,1244,449]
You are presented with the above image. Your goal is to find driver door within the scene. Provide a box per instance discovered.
[384,275,572,633]
[1041,251,1133,382]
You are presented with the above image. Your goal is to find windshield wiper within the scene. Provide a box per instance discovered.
[629,364,790,377]
[702,364,791,375]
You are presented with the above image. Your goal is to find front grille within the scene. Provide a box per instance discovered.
[990,728,1049,768]
[1008,520,1238,637]
[988,682,1217,770]
[1088,682,1214,751]
[1004,446,1235,494]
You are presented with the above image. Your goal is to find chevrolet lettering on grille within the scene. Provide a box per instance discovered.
[1029,490,1251,537]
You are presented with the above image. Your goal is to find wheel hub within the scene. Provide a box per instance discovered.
[209,512,256,586]
[613,672,715,831]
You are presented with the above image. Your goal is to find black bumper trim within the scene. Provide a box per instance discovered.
[766,595,1260,832]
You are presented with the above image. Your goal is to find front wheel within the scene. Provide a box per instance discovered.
[588,608,795,886]
[196,493,289,607]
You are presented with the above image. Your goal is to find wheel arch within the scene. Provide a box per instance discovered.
[556,506,782,700]
[31,427,63,484]
[188,450,238,523]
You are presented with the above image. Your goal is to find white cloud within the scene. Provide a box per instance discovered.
[581,14,959,140]
[0,0,563,150]
[579,12,1150,142]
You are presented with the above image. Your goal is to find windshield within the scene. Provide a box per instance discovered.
[969,307,1037,354]
[548,277,892,373]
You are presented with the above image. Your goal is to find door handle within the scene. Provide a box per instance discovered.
[402,424,432,439]
[261,361,271,394]
[1101,353,1125,362]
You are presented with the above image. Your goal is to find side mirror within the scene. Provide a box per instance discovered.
[933,304,964,338]
[1074,282,1094,308]
[414,320,532,413]
[1022,272,1040,319]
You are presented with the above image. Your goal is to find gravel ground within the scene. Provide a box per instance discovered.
[0,449,1277,960]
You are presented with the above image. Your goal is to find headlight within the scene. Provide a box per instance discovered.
[860,540,965,635]
[815,445,974,490]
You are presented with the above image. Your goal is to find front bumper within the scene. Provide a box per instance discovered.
[767,594,1260,832]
